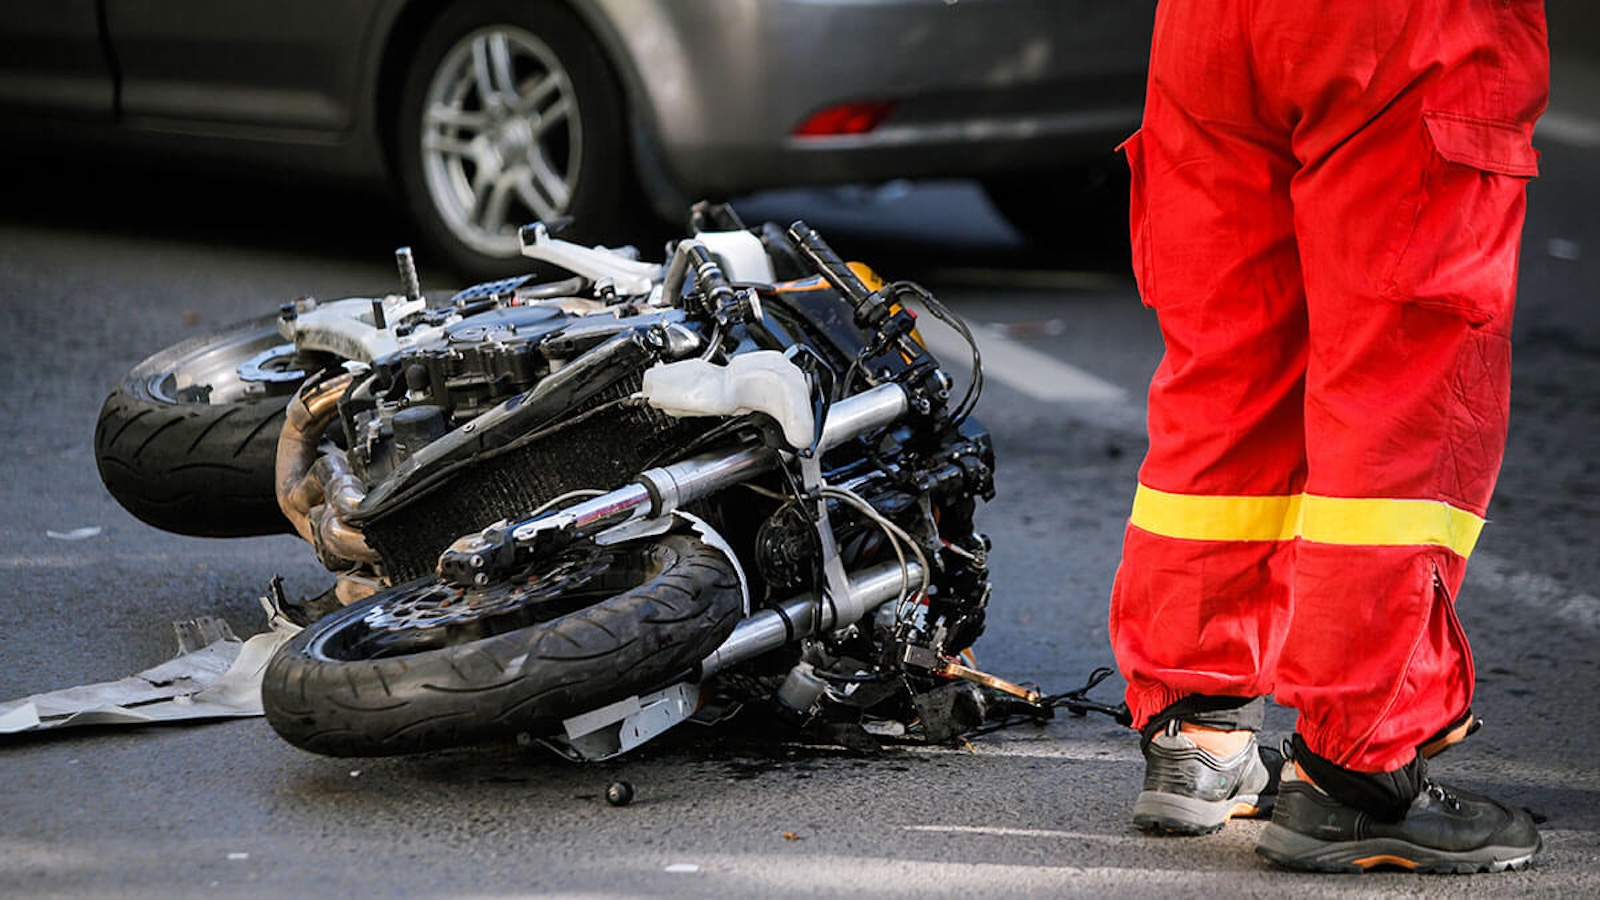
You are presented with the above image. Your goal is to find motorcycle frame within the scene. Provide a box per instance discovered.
[271,212,996,759]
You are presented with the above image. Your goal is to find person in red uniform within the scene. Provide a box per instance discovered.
[1107,0,1548,872]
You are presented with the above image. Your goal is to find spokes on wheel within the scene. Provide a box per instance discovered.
[471,31,519,107]
[420,25,582,258]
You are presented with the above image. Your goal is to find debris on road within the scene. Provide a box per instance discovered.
[604,781,636,806]
[45,526,102,541]
[0,608,299,735]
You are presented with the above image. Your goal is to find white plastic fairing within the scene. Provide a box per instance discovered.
[279,295,436,363]
[641,351,814,450]
[519,222,662,297]
[695,229,776,284]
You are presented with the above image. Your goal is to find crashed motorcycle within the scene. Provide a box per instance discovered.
[95,204,1084,761]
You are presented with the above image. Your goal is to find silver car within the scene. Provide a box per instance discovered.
[0,1,1155,277]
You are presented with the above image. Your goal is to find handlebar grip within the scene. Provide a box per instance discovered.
[786,220,877,315]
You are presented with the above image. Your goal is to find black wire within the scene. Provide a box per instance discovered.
[963,666,1131,737]
[894,281,983,425]
[811,668,891,685]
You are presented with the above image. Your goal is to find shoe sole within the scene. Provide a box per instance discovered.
[1133,790,1267,836]
[1255,822,1539,873]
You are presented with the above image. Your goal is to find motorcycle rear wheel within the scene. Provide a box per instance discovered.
[263,532,742,757]
[94,316,315,537]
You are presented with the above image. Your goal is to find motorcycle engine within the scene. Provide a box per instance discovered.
[340,304,573,487]
[334,300,715,583]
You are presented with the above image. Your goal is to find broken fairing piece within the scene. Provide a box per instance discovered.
[0,613,301,735]
[540,683,702,761]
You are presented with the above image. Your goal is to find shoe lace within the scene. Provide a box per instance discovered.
[1423,778,1463,811]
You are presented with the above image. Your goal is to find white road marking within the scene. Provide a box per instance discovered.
[1473,552,1600,630]
[902,825,1115,841]
[917,319,1127,404]
[1537,111,1600,149]
[905,740,1130,762]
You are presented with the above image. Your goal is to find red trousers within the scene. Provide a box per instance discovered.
[1108,0,1548,774]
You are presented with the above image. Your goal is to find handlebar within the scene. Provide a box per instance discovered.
[786,220,887,326]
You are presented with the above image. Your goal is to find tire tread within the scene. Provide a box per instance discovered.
[263,533,742,757]
[94,317,299,537]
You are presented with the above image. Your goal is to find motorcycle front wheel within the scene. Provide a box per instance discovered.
[262,532,743,757]
[94,316,319,537]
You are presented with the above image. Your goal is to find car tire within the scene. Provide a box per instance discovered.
[395,0,650,280]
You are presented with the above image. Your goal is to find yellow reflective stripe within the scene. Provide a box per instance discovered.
[1298,495,1485,558]
[1130,486,1301,542]
[1129,486,1485,558]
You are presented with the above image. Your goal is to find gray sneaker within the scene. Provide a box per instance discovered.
[1256,763,1540,873]
[1133,722,1274,835]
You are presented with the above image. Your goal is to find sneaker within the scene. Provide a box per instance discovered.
[1256,764,1540,873]
[1132,722,1275,835]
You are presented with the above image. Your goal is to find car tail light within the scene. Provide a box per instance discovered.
[792,101,894,138]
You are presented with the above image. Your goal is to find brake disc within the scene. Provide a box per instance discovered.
[362,545,616,633]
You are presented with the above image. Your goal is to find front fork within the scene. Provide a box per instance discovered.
[435,382,912,589]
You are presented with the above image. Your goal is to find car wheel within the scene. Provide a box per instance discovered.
[396,0,644,280]
[982,158,1132,268]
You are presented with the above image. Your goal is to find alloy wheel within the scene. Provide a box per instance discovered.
[419,26,582,259]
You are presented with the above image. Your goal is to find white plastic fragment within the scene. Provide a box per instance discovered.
[0,611,302,734]
[45,526,102,541]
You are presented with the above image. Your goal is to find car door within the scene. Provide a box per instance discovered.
[0,1,115,121]
[103,0,385,136]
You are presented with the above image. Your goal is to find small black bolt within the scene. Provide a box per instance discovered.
[604,780,635,807]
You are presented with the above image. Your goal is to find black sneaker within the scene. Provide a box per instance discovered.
[1256,764,1540,873]
[1133,722,1275,835]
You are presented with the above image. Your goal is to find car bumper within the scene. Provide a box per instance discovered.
[590,0,1155,196]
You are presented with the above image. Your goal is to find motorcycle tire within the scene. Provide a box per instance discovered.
[94,316,311,538]
[263,532,743,757]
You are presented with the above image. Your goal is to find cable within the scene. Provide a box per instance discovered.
[892,281,983,425]
[820,485,929,623]
[963,666,1132,737]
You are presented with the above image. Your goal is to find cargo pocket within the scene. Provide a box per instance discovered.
[1380,112,1539,327]
[1117,129,1155,308]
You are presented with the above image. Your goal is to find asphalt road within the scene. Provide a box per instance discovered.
[2,60,1599,900]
